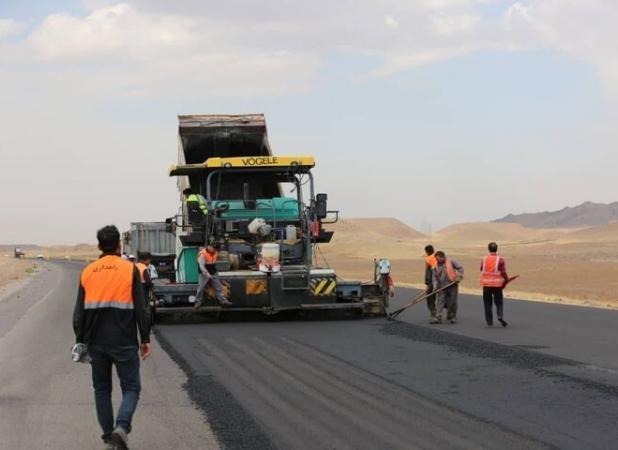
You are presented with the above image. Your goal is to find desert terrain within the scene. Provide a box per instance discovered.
[322,218,618,309]
[0,255,37,290]
[3,217,617,308]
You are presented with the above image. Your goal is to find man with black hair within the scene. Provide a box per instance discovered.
[73,225,151,450]
[431,251,464,324]
[481,242,509,327]
[424,244,438,321]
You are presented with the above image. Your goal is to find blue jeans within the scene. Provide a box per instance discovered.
[89,345,141,441]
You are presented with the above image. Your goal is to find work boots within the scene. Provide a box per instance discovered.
[110,427,129,450]
[430,316,442,324]
[218,297,233,307]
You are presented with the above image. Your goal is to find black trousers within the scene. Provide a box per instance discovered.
[425,286,436,316]
[483,287,504,324]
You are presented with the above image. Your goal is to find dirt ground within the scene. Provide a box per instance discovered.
[6,219,616,308]
[0,256,36,290]
[37,244,99,261]
[321,220,618,309]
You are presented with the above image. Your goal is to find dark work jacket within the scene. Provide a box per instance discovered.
[424,262,433,286]
[73,257,150,347]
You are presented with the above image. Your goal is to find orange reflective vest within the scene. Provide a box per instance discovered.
[198,249,218,264]
[426,254,437,269]
[445,259,458,282]
[81,255,134,310]
[480,254,504,287]
[135,262,147,283]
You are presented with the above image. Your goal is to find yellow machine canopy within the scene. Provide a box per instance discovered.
[169,155,315,176]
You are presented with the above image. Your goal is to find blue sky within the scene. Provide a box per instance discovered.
[1,0,617,243]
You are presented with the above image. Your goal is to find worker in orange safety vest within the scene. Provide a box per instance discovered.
[423,245,438,321]
[480,242,509,327]
[136,252,154,303]
[195,244,232,308]
[72,225,151,449]
[431,251,464,324]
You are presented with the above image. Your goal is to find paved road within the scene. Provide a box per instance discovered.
[3,261,618,449]
[391,286,618,374]
[156,287,618,449]
[0,261,218,449]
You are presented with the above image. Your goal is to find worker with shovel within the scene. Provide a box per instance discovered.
[424,245,438,322]
[431,251,464,324]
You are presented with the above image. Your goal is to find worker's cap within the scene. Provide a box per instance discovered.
[128,254,136,260]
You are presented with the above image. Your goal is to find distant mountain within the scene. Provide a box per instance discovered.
[494,201,618,228]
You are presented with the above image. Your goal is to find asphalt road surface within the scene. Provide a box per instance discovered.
[0,261,218,449]
[3,261,618,449]
[156,286,618,450]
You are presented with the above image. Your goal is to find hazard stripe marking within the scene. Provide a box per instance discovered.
[311,278,337,296]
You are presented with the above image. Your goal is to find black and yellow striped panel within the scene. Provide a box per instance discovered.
[207,281,231,299]
[246,279,267,295]
[310,278,337,296]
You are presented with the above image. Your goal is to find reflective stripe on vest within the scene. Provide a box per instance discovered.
[81,255,134,310]
[480,254,504,287]
[135,262,147,283]
[426,254,437,269]
[198,249,218,264]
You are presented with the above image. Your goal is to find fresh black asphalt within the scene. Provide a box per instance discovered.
[156,287,618,449]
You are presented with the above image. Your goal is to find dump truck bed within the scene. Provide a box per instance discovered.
[175,113,280,198]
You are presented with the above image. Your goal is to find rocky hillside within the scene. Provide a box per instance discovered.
[494,201,618,228]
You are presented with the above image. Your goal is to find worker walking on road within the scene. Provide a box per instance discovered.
[73,225,151,450]
[195,243,232,308]
[481,242,509,327]
[424,245,438,321]
[431,251,464,324]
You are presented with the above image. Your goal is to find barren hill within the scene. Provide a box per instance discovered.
[495,201,618,228]
[323,218,426,259]
[434,222,566,243]
[561,222,618,242]
[331,218,426,240]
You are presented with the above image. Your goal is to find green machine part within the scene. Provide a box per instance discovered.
[212,197,299,221]
[177,247,200,283]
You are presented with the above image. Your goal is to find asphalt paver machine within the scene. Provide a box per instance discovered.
[151,114,390,319]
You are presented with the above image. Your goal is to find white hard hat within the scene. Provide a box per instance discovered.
[128,254,136,260]
[377,259,391,274]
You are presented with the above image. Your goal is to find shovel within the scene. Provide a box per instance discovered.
[388,281,458,320]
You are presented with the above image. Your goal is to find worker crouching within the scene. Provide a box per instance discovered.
[431,251,464,324]
[195,244,232,308]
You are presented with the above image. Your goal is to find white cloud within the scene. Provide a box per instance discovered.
[0,18,24,39]
[431,13,480,36]
[28,3,196,60]
[385,15,399,29]
[0,1,618,97]
[1,1,616,97]
[505,0,618,94]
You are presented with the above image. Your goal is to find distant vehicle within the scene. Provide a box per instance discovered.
[14,248,25,258]
[122,222,176,282]
[36,254,45,260]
